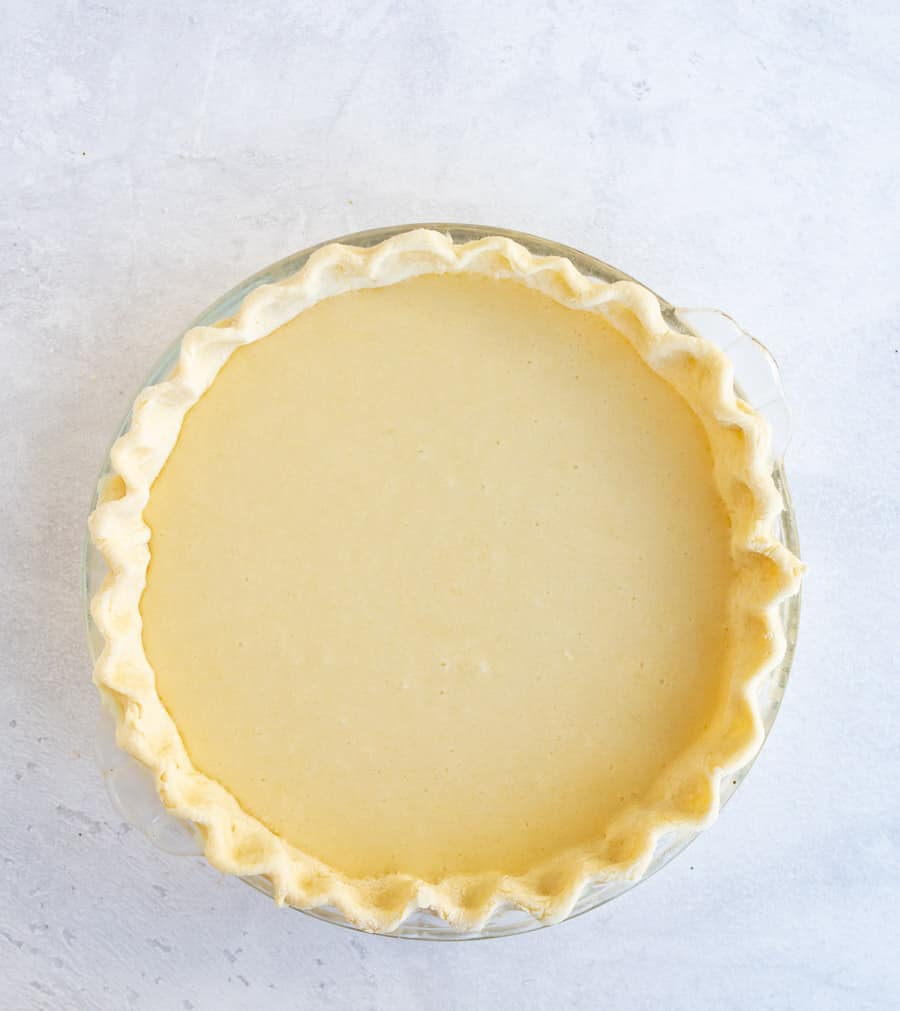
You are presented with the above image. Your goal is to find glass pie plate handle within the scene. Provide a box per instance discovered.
[93,712,202,857]
[84,227,800,940]
[672,307,792,461]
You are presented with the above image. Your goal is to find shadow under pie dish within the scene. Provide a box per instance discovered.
[88,225,803,935]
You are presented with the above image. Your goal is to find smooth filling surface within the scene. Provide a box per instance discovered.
[142,274,734,881]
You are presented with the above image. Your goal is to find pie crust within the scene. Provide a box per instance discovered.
[89,229,803,931]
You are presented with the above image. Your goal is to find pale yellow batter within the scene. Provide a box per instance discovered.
[141,273,733,882]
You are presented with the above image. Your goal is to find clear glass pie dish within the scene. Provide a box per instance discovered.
[84,223,802,940]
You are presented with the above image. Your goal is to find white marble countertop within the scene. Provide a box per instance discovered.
[3,1,899,1007]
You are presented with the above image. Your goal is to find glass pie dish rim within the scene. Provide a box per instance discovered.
[83,222,802,941]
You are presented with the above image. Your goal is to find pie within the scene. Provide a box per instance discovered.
[90,229,802,931]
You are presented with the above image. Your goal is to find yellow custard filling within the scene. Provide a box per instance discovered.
[141,273,733,882]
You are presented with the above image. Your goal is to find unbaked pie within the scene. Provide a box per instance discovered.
[90,229,802,930]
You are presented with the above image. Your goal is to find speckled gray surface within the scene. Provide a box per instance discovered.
[3,1,899,1008]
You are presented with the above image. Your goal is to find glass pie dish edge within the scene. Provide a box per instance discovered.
[83,223,802,941]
